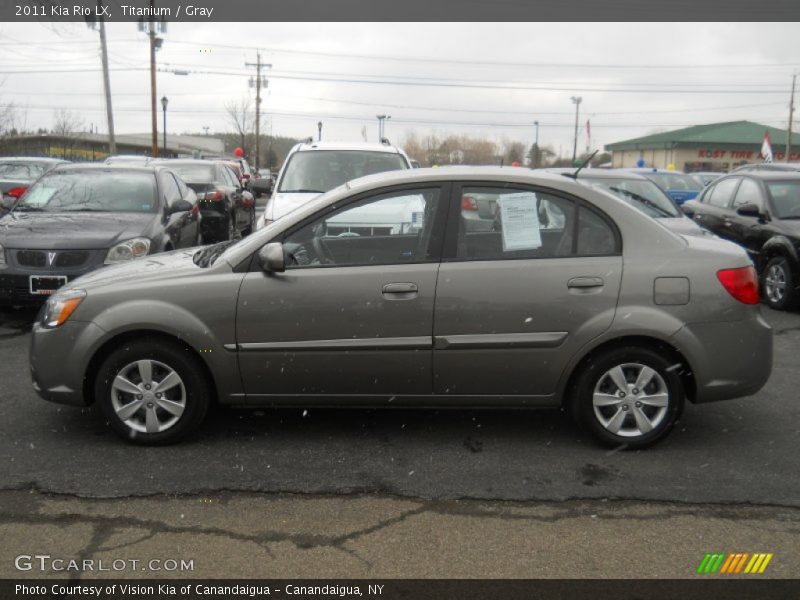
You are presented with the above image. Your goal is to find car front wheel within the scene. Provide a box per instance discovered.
[762,256,798,311]
[570,346,684,449]
[95,340,210,445]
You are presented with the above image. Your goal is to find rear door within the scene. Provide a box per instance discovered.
[432,183,623,400]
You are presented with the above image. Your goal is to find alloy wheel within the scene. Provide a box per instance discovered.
[110,359,187,434]
[592,362,670,438]
[764,264,786,304]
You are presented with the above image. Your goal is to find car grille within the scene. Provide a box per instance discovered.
[15,250,90,268]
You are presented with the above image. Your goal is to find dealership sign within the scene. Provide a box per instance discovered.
[697,149,800,161]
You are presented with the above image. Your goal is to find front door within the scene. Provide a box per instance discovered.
[433,184,623,399]
[235,184,448,401]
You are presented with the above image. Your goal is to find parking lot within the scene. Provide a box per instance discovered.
[1,303,799,578]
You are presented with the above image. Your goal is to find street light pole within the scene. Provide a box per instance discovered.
[570,96,582,163]
[533,120,540,168]
[161,96,168,156]
[786,73,796,163]
[318,121,322,141]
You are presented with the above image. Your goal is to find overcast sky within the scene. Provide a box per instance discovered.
[0,22,798,155]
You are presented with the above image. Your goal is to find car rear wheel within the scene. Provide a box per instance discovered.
[95,340,210,445]
[762,256,798,311]
[570,346,684,449]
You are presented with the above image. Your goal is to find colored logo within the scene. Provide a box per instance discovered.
[697,553,773,574]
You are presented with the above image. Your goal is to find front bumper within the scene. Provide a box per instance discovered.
[672,310,773,403]
[29,319,107,406]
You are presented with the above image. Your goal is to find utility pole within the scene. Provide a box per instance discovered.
[86,1,115,155]
[138,1,166,158]
[533,120,539,168]
[246,53,271,171]
[570,96,582,163]
[786,73,796,163]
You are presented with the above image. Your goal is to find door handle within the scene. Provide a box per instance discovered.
[568,277,604,289]
[382,282,418,300]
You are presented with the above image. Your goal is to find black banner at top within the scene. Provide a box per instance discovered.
[0,0,799,22]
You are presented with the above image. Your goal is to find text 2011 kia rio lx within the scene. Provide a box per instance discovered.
[29,168,772,448]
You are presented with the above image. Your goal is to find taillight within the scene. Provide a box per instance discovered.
[202,190,224,201]
[461,196,478,211]
[717,266,759,305]
[7,187,27,199]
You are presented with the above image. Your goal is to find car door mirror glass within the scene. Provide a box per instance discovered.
[736,203,761,218]
[258,242,285,273]
[168,199,192,214]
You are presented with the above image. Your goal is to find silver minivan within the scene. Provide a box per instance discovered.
[29,168,772,448]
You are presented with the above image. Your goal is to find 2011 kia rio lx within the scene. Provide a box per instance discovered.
[28,167,773,448]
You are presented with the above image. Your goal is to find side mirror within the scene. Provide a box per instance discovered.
[168,199,192,214]
[736,203,762,218]
[257,242,285,273]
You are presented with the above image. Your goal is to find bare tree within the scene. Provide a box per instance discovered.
[52,108,84,137]
[225,98,254,156]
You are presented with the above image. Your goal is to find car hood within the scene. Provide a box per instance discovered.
[658,216,713,238]
[0,212,158,249]
[67,247,199,290]
[267,192,320,221]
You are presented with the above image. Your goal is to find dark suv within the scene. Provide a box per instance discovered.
[681,171,800,310]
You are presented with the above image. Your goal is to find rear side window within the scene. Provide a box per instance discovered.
[705,177,740,208]
[454,186,619,261]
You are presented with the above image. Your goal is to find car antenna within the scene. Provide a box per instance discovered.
[564,150,599,179]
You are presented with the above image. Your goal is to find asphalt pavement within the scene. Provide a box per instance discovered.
[0,305,797,506]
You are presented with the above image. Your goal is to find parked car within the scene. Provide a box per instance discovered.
[29,167,771,448]
[681,171,800,310]
[151,159,255,242]
[543,168,710,237]
[104,155,151,166]
[620,168,704,206]
[251,168,273,197]
[1,157,68,216]
[691,171,723,187]
[258,140,412,229]
[732,163,800,174]
[0,164,200,305]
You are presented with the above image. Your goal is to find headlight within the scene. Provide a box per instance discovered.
[0,242,6,269]
[41,289,86,328]
[104,238,151,265]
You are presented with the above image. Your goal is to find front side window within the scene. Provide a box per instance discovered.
[15,171,157,213]
[732,178,764,209]
[283,187,441,267]
[278,151,409,194]
[705,177,740,208]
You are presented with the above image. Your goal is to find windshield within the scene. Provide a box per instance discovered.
[161,163,216,184]
[278,150,408,193]
[15,171,157,213]
[0,162,47,180]
[584,177,680,218]
[644,172,704,192]
[767,181,800,219]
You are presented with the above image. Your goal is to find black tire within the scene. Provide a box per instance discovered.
[569,346,684,449]
[761,256,799,311]
[95,339,210,445]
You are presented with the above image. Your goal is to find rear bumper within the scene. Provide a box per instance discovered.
[672,310,773,403]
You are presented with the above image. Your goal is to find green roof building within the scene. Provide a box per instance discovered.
[605,121,800,172]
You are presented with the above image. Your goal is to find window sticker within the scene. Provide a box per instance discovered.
[498,192,542,251]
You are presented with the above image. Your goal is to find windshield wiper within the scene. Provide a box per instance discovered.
[607,186,674,218]
[280,189,324,193]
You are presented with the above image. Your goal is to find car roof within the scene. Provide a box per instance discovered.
[733,163,800,172]
[618,167,690,175]
[291,141,405,154]
[151,159,218,166]
[721,170,800,181]
[0,157,68,164]
[49,163,165,174]
[540,168,652,181]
